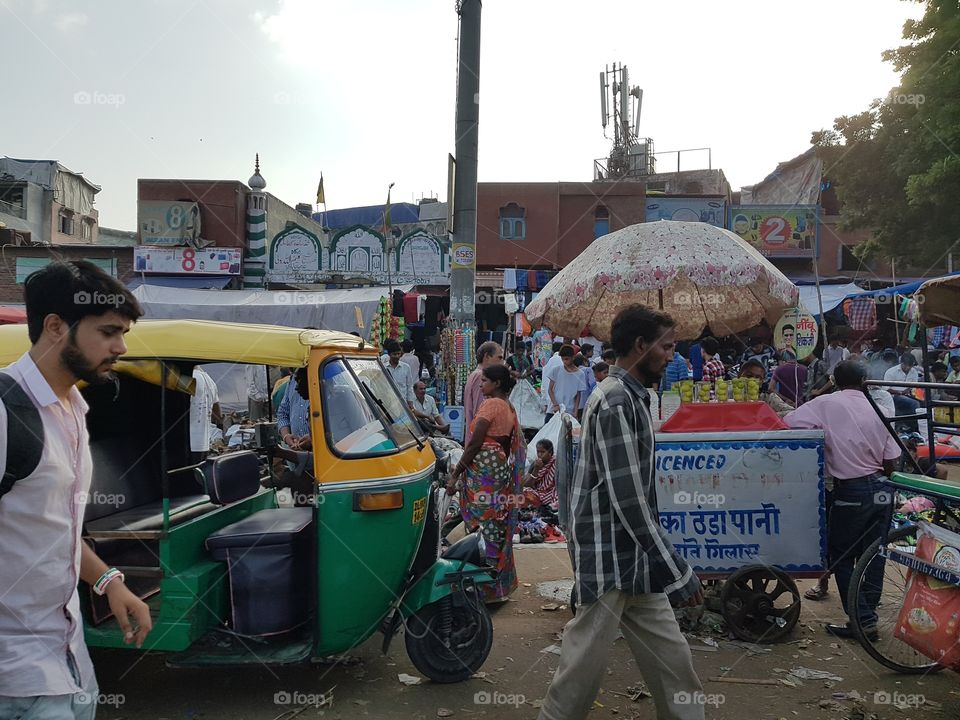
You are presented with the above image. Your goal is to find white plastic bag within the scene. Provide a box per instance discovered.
[510,379,545,430]
[525,410,580,472]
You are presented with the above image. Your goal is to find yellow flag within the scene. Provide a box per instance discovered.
[316,174,325,205]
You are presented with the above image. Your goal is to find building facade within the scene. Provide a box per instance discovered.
[0,158,101,245]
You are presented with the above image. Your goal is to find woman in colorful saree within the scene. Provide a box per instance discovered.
[446,363,526,602]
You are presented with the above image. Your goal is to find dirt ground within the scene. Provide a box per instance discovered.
[90,543,959,720]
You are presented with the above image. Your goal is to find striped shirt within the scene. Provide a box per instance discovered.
[569,365,700,606]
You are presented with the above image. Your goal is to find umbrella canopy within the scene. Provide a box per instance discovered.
[525,221,799,341]
[916,274,960,328]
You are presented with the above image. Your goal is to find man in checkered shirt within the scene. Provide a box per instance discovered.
[539,305,704,720]
[699,336,725,382]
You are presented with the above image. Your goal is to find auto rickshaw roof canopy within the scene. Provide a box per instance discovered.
[0,319,370,367]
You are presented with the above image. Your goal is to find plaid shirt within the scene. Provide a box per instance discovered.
[568,365,700,606]
[701,355,726,382]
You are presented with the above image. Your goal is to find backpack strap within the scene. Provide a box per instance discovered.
[0,372,44,499]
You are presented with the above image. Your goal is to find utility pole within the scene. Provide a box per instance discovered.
[449,0,481,324]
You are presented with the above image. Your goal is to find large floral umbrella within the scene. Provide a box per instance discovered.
[525,221,798,341]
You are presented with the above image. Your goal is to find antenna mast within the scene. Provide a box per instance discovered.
[598,62,654,180]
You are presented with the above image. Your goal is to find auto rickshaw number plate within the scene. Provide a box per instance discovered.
[412,497,427,525]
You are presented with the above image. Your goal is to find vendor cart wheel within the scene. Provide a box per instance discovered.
[847,525,945,675]
[720,565,801,643]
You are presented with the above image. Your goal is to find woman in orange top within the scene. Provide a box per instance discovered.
[447,364,526,601]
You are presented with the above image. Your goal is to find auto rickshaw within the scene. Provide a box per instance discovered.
[0,319,493,682]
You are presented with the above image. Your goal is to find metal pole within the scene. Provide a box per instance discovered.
[450,0,481,324]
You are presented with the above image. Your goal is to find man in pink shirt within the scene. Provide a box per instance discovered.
[785,361,901,640]
[463,341,504,434]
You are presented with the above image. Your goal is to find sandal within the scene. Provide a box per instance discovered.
[804,584,829,601]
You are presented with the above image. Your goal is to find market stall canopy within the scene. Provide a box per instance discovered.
[798,282,864,316]
[916,274,960,328]
[130,284,411,334]
[525,221,798,341]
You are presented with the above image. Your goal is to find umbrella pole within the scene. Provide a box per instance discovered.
[812,256,827,344]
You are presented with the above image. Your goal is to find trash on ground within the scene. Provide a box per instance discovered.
[540,644,563,655]
[788,667,843,682]
[398,673,422,686]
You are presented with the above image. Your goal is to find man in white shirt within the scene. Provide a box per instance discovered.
[883,353,922,425]
[244,364,270,420]
[0,261,153,719]
[411,381,449,434]
[540,341,564,412]
[400,340,421,390]
[383,339,414,407]
[545,344,587,421]
[823,337,850,374]
[190,366,222,453]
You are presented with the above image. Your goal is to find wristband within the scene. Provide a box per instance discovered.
[93,568,125,596]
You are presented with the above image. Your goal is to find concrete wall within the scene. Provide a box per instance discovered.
[265,194,328,249]
[0,246,133,303]
[137,180,247,248]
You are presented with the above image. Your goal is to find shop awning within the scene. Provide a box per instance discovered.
[798,282,865,315]
[127,275,234,290]
[844,272,960,299]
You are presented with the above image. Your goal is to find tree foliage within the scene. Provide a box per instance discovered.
[812,0,960,267]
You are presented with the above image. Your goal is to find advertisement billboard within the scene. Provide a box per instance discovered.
[134,247,242,275]
[645,197,726,228]
[728,205,819,258]
[138,201,202,246]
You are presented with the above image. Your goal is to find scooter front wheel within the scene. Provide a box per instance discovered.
[404,588,493,683]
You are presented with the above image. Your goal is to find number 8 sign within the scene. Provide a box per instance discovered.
[181,248,196,272]
[759,216,789,246]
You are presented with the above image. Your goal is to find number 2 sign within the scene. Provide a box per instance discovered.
[759,216,789,246]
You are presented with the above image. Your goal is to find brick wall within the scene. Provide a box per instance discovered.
[0,246,134,304]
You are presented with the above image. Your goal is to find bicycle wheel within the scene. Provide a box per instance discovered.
[847,525,945,674]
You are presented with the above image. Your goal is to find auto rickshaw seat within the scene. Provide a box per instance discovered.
[202,451,262,505]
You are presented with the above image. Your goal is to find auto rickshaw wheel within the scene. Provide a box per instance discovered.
[720,565,801,643]
[404,588,493,683]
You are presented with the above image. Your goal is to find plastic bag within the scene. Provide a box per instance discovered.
[895,521,960,669]
[525,411,579,472]
[510,379,545,430]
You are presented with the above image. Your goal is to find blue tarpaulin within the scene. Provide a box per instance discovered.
[844,272,960,299]
[313,203,420,230]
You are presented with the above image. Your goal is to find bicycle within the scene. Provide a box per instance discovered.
[846,471,960,673]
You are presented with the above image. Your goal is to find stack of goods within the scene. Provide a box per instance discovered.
[674,378,762,403]
[369,297,391,346]
[438,327,476,406]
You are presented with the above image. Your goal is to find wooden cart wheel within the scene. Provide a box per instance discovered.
[720,565,801,643]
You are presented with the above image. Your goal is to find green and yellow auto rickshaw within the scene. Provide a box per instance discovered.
[0,320,493,682]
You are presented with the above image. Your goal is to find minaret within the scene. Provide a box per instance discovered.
[244,153,268,289]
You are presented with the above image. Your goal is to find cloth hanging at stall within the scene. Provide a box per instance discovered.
[503,271,517,290]
[845,297,877,331]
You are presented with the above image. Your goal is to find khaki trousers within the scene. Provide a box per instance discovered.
[539,589,704,720]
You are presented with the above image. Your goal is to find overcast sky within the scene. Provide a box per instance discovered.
[1,0,923,230]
